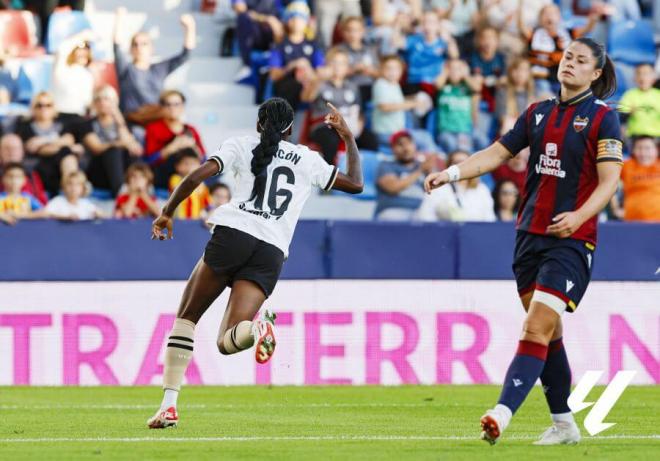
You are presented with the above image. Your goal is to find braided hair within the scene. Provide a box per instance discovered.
[250,97,294,200]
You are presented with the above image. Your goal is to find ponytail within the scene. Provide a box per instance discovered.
[250,97,294,200]
[573,37,617,100]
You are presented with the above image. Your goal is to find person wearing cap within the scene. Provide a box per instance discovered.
[375,130,436,220]
[269,1,324,112]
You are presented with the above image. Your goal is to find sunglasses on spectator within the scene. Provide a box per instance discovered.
[132,41,150,48]
[500,189,518,196]
[35,102,54,109]
[163,100,184,107]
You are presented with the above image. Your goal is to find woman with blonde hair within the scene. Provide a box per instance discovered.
[495,57,537,132]
[80,85,144,197]
[52,30,95,123]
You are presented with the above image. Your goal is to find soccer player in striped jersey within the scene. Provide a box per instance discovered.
[146,98,363,428]
[424,38,622,445]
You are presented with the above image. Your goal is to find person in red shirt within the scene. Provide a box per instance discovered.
[144,90,205,188]
[492,147,529,194]
[114,162,160,219]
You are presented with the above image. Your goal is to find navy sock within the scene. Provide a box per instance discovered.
[498,340,548,415]
[540,338,572,414]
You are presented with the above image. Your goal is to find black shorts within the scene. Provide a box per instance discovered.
[203,225,285,297]
[513,231,595,312]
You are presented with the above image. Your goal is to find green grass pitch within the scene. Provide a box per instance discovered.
[1,385,658,460]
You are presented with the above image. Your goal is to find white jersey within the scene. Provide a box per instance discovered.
[207,136,338,256]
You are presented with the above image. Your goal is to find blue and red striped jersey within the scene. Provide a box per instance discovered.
[498,89,623,244]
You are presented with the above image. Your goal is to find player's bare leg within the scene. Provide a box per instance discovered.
[148,259,229,429]
[216,280,276,364]
[481,300,559,444]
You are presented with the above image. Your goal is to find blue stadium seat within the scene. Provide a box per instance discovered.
[609,63,631,103]
[15,57,53,103]
[335,150,380,200]
[608,20,656,66]
[46,10,91,54]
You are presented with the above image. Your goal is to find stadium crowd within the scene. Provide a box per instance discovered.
[0,0,658,225]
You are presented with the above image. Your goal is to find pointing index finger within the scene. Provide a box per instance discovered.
[326,102,339,113]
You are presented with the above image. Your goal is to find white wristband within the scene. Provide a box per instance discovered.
[446,165,461,183]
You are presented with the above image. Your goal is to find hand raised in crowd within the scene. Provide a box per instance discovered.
[180,14,196,30]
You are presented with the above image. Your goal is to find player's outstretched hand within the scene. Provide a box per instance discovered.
[152,213,174,240]
[423,170,450,194]
[324,103,352,140]
[546,211,583,238]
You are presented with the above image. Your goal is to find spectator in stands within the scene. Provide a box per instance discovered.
[269,1,324,112]
[168,149,210,219]
[495,57,536,130]
[484,0,552,57]
[52,30,95,123]
[371,0,422,54]
[45,170,102,220]
[372,55,438,152]
[492,179,520,221]
[432,0,480,57]
[0,133,48,204]
[611,136,660,222]
[81,85,143,197]
[202,182,232,225]
[0,52,18,104]
[15,91,83,197]
[145,90,205,189]
[435,58,484,153]
[375,130,435,220]
[338,16,380,104]
[315,0,362,48]
[392,9,459,86]
[114,162,159,219]
[0,162,44,225]
[23,0,85,45]
[417,150,496,221]
[303,47,377,164]
[232,0,284,82]
[113,7,196,125]
[620,63,660,138]
[492,147,529,194]
[519,2,598,94]
[470,26,506,114]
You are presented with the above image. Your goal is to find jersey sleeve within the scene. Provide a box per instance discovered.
[498,107,530,156]
[309,148,338,191]
[209,137,242,176]
[596,109,623,165]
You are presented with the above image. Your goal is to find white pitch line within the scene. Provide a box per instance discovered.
[0,435,658,443]
[0,403,434,410]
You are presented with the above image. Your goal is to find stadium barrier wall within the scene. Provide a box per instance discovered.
[0,280,657,386]
[0,220,659,281]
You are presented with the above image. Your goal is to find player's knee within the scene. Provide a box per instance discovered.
[521,318,554,344]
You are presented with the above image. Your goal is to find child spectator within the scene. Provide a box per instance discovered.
[145,90,205,189]
[492,179,520,221]
[232,0,284,81]
[495,57,536,129]
[113,7,196,125]
[46,170,102,220]
[114,163,160,219]
[169,149,210,219]
[620,63,660,138]
[372,55,439,152]
[519,2,597,93]
[435,58,484,153]
[15,92,84,197]
[303,47,377,164]
[393,9,459,86]
[269,1,324,111]
[202,182,232,225]
[0,163,44,225]
[375,130,435,220]
[52,30,95,123]
[81,85,144,197]
[612,136,660,222]
[418,150,496,222]
[470,26,506,114]
[0,133,48,204]
[338,16,380,104]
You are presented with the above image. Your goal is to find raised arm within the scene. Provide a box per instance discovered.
[424,141,512,193]
[151,160,218,239]
[324,103,363,194]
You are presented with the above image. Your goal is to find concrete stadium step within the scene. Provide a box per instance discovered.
[179,82,254,105]
[187,105,258,148]
[165,57,243,86]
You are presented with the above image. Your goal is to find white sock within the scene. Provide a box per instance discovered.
[494,404,513,430]
[161,389,178,410]
[551,412,575,424]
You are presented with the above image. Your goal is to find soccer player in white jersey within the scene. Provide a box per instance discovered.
[147,98,363,428]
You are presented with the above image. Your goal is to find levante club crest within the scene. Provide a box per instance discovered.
[573,116,589,132]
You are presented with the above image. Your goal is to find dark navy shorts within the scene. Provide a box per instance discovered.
[203,225,284,298]
[513,231,595,313]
